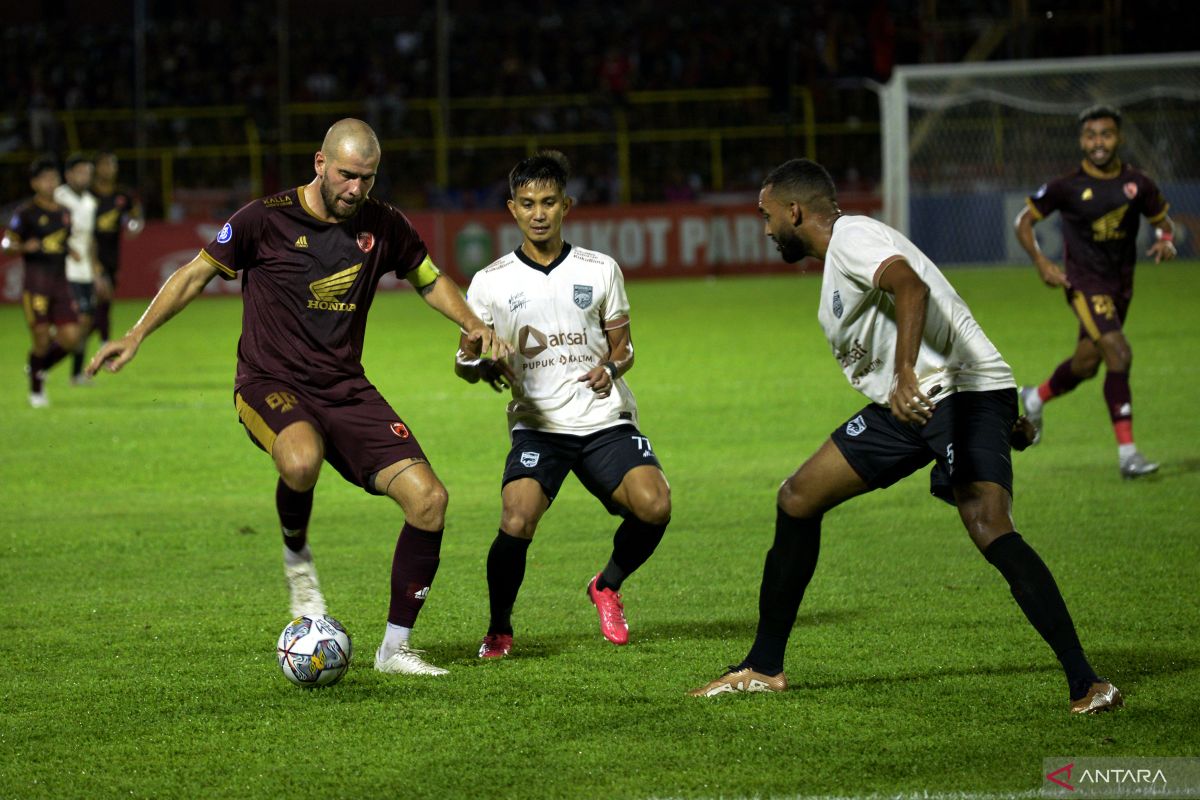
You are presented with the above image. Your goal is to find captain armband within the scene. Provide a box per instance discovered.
[406,255,442,291]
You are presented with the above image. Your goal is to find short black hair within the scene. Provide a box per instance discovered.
[64,152,93,170]
[762,158,837,211]
[29,155,59,179]
[1078,104,1122,129]
[509,150,570,198]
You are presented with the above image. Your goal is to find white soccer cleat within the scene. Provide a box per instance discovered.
[28,391,49,409]
[374,644,449,676]
[284,550,327,617]
[1119,451,1159,479]
[1019,385,1042,445]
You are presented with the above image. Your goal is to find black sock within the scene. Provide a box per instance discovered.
[43,342,68,371]
[71,349,85,378]
[487,529,531,635]
[96,300,111,342]
[388,523,442,627]
[596,515,669,592]
[28,352,45,393]
[276,479,314,553]
[983,532,1099,698]
[744,507,822,675]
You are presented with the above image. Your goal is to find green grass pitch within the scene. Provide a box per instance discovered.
[2,263,1198,799]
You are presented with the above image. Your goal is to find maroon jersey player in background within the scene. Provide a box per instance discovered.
[1014,104,1176,479]
[90,150,144,346]
[89,119,509,677]
[2,156,81,408]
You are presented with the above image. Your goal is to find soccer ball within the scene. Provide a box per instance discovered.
[276,614,353,687]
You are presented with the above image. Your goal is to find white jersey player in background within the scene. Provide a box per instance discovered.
[689,158,1120,715]
[456,151,671,659]
[52,153,106,385]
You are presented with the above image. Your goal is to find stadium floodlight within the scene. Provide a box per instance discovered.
[879,52,1200,264]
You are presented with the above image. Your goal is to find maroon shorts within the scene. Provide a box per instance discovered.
[23,269,78,327]
[234,376,427,494]
[1064,280,1131,342]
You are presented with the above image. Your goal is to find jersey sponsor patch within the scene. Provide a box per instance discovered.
[573,284,593,309]
[217,222,233,244]
[846,414,867,437]
[520,451,540,467]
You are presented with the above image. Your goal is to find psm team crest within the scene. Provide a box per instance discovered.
[573,284,593,309]
[846,415,867,437]
[357,232,375,253]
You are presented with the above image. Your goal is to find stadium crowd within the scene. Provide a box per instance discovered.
[2,0,1191,212]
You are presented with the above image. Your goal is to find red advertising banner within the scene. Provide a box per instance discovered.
[2,196,878,303]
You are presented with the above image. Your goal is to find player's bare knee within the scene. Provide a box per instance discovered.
[500,509,538,538]
[777,479,816,519]
[275,452,321,492]
[630,488,671,526]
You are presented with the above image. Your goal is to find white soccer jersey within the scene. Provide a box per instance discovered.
[466,244,638,435]
[818,215,1015,406]
[53,185,98,283]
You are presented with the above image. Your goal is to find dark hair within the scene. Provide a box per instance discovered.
[29,155,59,179]
[64,152,93,170]
[1078,104,1122,129]
[762,158,837,211]
[509,150,570,198]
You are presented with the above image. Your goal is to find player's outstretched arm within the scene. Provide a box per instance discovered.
[86,254,220,377]
[420,275,513,360]
[1014,206,1068,288]
[578,317,632,398]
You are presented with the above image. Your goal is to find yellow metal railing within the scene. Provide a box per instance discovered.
[2,87,872,212]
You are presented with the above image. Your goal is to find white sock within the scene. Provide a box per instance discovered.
[283,542,312,567]
[381,623,412,655]
[1118,443,1138,460]
[1024,388,1044,414]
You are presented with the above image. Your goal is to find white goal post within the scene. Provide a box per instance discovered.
[879,52,1200,264]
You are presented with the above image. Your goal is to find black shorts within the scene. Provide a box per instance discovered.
[234,376,427,495]
[69,281,97,317]
[503,424,663,516]
[829,388,1017,505]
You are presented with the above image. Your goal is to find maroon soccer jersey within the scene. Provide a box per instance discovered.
[1025,160,1169,291]
[4,200,71,280]
[94,187,140,278]
[199,187,429,399]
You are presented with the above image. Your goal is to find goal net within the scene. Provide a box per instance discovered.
[879,53,1200,264]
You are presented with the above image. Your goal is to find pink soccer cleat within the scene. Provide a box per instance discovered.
[587,573,629,645]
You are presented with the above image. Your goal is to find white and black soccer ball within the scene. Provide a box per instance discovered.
[276,614,352,688]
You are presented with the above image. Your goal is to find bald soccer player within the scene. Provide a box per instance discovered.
[89,119,510,677]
